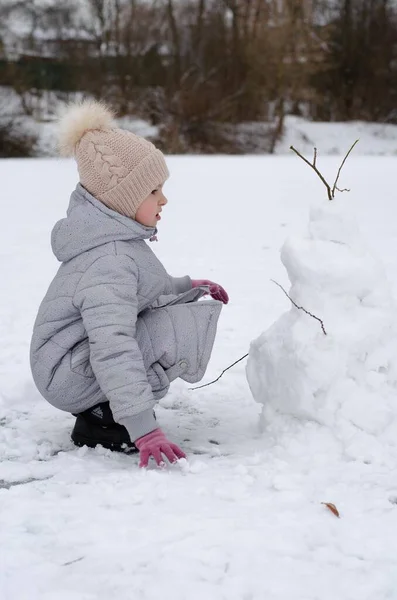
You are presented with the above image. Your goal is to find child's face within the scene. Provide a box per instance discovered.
[135,187,168,227]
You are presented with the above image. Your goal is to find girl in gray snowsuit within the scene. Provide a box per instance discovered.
[30,100,228,467]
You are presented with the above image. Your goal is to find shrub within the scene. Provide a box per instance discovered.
[0,119,37,157]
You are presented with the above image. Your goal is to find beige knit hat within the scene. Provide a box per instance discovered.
[58,99,169,219]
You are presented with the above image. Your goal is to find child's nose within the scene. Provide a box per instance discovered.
[161,194,168,205]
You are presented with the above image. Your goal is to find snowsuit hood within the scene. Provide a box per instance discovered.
[51,184,156,262]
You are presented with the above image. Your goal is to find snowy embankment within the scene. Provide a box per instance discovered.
[2,86,397,156]
[33,115,397,156]
[1,156,397,599]
[276,116,397,156]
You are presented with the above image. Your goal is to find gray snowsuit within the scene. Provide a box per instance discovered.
[30,184,222,441]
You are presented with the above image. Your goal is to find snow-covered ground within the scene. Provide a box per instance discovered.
[1,155,397,599]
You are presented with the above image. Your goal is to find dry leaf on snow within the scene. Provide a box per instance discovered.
[321,502,340,518]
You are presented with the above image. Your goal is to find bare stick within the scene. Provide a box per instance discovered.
[189,353,249,391]
[290,145,333,201]
[331,139,359,198]
[313,147,317,168]
[271,279,327,335]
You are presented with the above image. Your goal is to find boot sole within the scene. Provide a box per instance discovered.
[71,431,138,454]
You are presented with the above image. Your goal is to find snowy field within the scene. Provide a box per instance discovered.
[1,154,397,600]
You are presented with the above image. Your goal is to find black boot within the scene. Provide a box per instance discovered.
[71,401,138,453]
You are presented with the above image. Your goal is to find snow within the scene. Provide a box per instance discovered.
[2,155,397,599]
[276,116,397,156]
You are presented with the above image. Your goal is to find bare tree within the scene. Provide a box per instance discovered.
[2,0,397,154]
[313,0,397,121]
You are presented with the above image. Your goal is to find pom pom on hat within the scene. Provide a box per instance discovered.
[56,98,169,220]
[58,99,115,157]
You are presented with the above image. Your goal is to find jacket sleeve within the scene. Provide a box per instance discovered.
[169,275,192,295]
[73,253,157,442]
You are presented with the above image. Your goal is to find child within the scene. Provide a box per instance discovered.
[30,100,228,468]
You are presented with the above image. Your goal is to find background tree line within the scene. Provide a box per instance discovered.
[1,0,397,153]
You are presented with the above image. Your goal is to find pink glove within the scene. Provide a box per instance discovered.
[135,428,186,468]
[191,279,229,304]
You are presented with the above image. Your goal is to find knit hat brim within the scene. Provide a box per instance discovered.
[99,149,169,218]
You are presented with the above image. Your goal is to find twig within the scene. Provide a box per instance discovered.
[271,280,327,335]
[189,353,249,390]
[331,139,359,197]
[62,556,84,566]
[290,140,359,201]
[189,279,328,392]
[290,145,333,201]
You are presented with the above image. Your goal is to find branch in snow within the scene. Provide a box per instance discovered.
[290,139,359,201]
[189,353,249,391]
[271,279,327,336]
[331,139,359,197]
[290,144,333,201]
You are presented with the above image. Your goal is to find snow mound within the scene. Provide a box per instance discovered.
[277,116,397,156]
[247,200,397,464]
